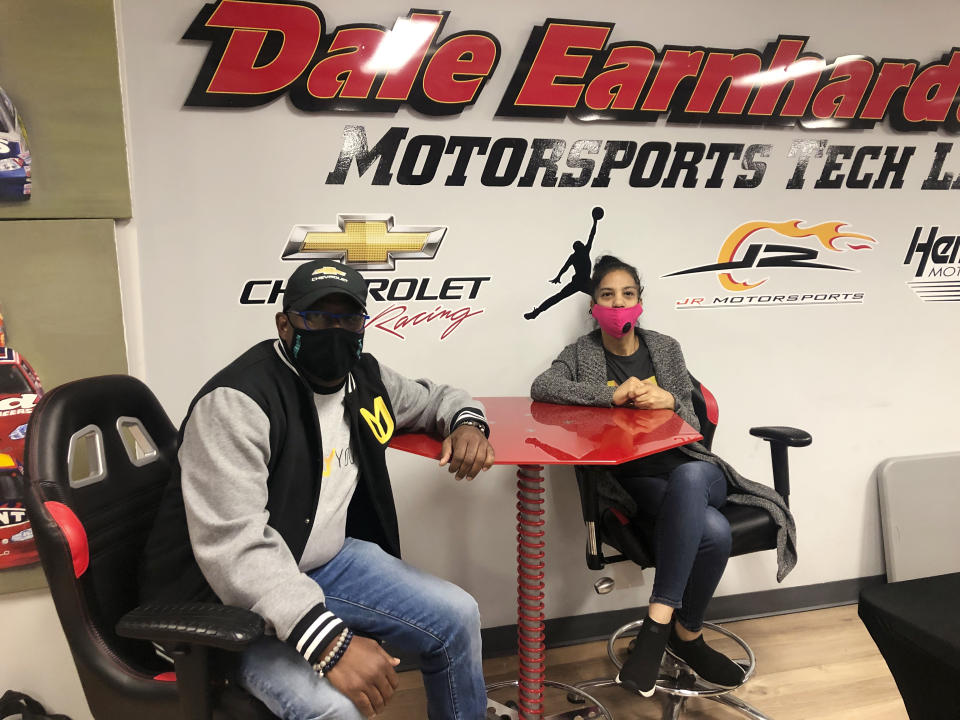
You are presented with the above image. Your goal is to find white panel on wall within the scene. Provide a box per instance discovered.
[115,0,960,628]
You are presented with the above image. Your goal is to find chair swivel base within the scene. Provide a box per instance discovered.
[486,678,614,719]
[568,620,772,720]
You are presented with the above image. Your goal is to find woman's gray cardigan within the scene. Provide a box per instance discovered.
[530,328,797,581]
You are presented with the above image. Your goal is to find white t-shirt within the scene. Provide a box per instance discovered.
[297,386,358,570]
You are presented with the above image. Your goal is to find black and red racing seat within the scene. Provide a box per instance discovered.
[23,375,274,720]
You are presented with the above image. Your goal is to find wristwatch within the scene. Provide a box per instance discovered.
[455,418,490,438]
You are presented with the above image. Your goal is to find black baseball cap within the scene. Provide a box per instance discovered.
[283,260,367,312]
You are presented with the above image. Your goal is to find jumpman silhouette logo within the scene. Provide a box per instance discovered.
[524,206,604,320]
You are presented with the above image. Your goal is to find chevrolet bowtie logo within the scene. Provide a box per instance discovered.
[282,214,446,270]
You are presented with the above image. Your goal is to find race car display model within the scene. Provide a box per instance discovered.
[0,85,32,201]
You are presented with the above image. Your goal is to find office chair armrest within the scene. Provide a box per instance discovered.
[748,426,812,447]
[117,602,264,652]
[748,426,812,506]
[119,603,265,720]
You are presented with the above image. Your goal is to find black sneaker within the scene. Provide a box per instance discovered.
[666,626,745,688]
[616,616,670,697]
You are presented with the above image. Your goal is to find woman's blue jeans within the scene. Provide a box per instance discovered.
[617,460,732,631]
[236,538,486,720]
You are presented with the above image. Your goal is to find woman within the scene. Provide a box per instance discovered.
[530,255,796,697]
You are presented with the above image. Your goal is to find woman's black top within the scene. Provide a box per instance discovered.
[604,336,687,478]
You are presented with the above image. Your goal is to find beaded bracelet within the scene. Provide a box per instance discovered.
[313,627,348,676]
[323,630,353,675]
[313,628,353,677]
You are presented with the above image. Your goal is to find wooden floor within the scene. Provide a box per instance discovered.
[378,604,907,719]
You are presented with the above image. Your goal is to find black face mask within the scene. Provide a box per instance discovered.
[287,327,363,383]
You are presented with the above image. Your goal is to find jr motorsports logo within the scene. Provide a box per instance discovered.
[241,214,490,340]
[903,226,960,302]
[664,220,876,308]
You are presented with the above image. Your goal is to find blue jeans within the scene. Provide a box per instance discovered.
[236,538,486,720]
[617,461,732,631]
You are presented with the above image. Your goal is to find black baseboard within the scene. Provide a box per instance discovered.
[479,574,885,658]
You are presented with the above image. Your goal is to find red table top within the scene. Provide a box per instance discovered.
[389,396,702,466]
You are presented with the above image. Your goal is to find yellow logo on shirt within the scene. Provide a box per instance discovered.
[608,375,659,387]
[360,396,394,445]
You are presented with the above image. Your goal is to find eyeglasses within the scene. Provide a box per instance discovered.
[288,310,369,332]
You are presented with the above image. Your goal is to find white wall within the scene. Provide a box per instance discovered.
[110,0,960,633]
[0,588,93,719]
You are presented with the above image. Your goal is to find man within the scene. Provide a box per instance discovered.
[140,260,495,719]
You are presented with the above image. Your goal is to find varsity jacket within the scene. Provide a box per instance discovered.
[530,328,797,581]
[140,339,487,666]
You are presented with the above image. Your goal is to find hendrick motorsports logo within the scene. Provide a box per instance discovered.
[664,220,876,308]
[282,214,445,270]
[903,226,960,302]
[241,214,490,340]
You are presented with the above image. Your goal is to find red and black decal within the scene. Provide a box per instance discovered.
[184,5,960,131]
[183,1,500,116]
[497,22,960,132]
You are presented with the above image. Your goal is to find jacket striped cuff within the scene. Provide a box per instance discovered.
[288,604,347,665]
[452,407,489,438]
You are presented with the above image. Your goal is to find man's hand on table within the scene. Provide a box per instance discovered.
[325,636,400,717]
[612,377,676,410]
[439,425,495,480]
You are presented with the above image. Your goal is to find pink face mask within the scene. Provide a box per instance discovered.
[591,303,644,338]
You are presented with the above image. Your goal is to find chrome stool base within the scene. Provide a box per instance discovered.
[568,619,772,720]
[486,678,614,719]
